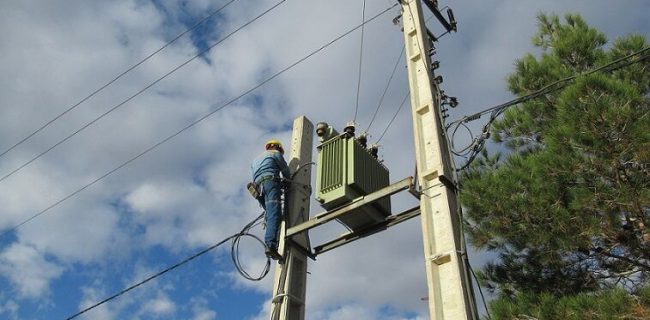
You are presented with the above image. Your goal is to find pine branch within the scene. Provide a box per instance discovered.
[598,250,650,271]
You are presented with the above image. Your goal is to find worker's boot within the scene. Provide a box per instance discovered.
[265,246,284,262]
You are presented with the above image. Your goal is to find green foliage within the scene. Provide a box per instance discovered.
[533,14,607,72]
[460,13,650,300]
[488,287,650,320]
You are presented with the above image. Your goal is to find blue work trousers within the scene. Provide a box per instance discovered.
[257,179,283,250]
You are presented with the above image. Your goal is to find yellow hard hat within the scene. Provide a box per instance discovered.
[265,139,284,153]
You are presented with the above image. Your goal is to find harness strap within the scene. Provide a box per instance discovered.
[255,175,278,184]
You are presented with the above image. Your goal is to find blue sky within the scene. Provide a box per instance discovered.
[0,0,648,319]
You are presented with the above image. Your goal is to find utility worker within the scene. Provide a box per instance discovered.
[251,139,290,260]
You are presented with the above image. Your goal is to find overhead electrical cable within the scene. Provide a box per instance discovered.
[365,15,432,136]
[0,0,238,161]
[231,216,271,281]
[469,261,492,320]
[449,46,650,170]
[353,0,367,123]
[364,45,404,133]
[0,0,287,185]
[449,46,650,127]
[65,213,268,320]
[443,128,492,319]
[0,3,400,238]
[376,91,409,144]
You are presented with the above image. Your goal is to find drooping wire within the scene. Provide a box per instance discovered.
[231,215,271,281]
[376,91,409,144]
[449,46,650,171]
[0,0,238,161]
[468,260,492,320]
[0,0,288,185]
[364,45,404,133]
[353,0,367,123]
[457,202,492,320]
[65,213,269,320]
[0,3,400,238]
[450,121,476,156]
[440,97,492,320]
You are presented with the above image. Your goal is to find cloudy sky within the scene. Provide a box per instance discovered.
[0,0,648,319]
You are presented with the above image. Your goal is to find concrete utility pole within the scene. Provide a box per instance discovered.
[270,116,313,320]
[400,0,478,318]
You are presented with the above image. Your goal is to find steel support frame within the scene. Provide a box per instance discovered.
[313,205,421,255]
[286,177,414,239]
[283,177,418,258]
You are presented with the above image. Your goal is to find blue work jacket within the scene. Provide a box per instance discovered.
[251,150,290,183]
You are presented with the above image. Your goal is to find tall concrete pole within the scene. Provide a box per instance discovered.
[270,116,313,320]
[400,1,478,319]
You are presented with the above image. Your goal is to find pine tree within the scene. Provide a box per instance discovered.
[459,13,650,305]
[490,286,650,320]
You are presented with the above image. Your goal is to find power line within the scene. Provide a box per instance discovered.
[365,15,433,135]
[0,0,287,185]
[449,46,650,129]
[450,46,650,171]
[231,217,271,281]
[353,0,367,123]
[376,91,409,144]
[445,133,492,319]
[364,45,404,133]
[371,4,431,146]
[65,213,268,320]
[0,0,238,161]
[0,3,400,239]
[468,260,492,320]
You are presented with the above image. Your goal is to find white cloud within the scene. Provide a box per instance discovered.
[0,0,648,318]
[78,286,119,320]
[76,264,180,320]
[194,309,217,320]
[306,220,428,313]
[16,200,125,264]
[237,219,428,318]
[0,165,71,230]
[127,182,194,213]
[191,297,217,320]
[0,243,64,298]
[0,299,19,320]
[140,293,177,317]
[253,301,426,320]
[313,304,380,320]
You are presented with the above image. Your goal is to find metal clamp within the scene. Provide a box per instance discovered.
[272,292,305,305]
[429,252,452,265]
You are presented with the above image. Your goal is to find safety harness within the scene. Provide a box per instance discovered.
[247,175,278,199]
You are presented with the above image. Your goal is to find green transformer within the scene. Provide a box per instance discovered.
[315,133,391,230]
